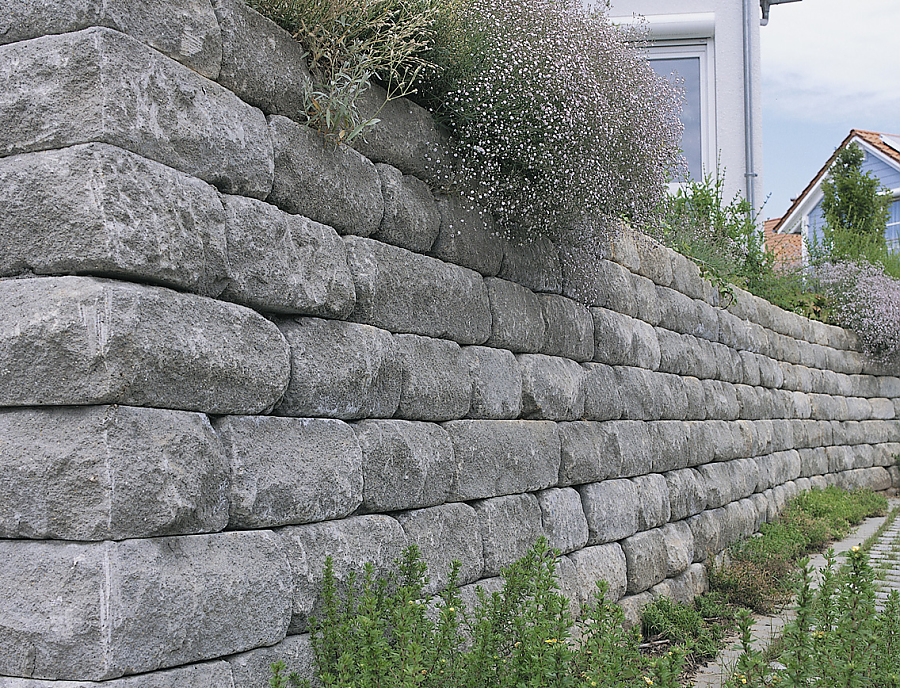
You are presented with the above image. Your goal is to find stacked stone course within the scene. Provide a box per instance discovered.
[1,1,899,685]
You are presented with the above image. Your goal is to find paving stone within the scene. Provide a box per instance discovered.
[578,479,640,545]
[430,194,504,277]
[483,278,547,352]
[517,354,585,421]
[0,405,227,541]
[353,419,455,512]
[372,163,440,253]
[275,318,400,420]
[395,334,472,421]
[0,28,271,197]
[536,487,589,554]
[566,543,628,606]
[0,276,289,414]
[474,494,544,577]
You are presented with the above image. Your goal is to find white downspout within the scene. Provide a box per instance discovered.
[742,0,758,213]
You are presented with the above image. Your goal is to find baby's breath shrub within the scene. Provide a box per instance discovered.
[414,0,683,239]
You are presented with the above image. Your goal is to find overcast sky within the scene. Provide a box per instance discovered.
[760,0,900,220]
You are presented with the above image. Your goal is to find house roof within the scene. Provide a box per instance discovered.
[773,129,900,235]
[764,217,802,267]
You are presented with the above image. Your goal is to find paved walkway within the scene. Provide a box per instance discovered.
[692,498,900,687]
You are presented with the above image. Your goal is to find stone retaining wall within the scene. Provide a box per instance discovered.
[1,2,899,685]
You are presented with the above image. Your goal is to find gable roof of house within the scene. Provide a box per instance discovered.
[773,129,900,235]
[764,217,802,267]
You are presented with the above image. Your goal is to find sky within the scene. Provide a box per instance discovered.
[759,0,900,221]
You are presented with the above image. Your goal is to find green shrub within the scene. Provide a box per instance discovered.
[641,596,725,661]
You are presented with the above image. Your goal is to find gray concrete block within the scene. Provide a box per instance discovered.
[558,243,610,307]
[683,377,709,421]
[397,502,484,592]
[687,508,725,562]
[557,421,624,486]
[632,474,671,531]
[0,143,228,297]
[279,515,408,633]
[723,499,759,546]
[665,469,707,522]
[344,236,491,345]
[372,164,440,252]
[220,194,355,317]
[0,28,271,197]
[229,635,314,688]
[445,420,560,501]
[498,235,562,294]
[566,544,627,607]
[0,276,289,414]
[590,307,633,366]
[268,115,382,236]
[578,479,640,545]
[581,363,623,421]
[0,0,222,78]
[630,273,662,326]
[648,421,697,473]
[461,346,523,419]
[634,233,675,286]
[353,419,455,512]
[798,448,829,478]
[0,532,291,680]
[621,528,667,595]
[431,194,504,277]
[212,0,312,119]
[870,398,897,420]
[878,376,900,398]
[536,487,589,555]
[614,366,659,421]
[473,494,544,577]
[216,416,362,529]
[597,259,639,319]
[275,318,400,420]
[696,459,758,509]
[701,379,740,420]
[484,277,547,352]
[0,406,227,541]
[656,286,699,336]
[0,660,238,687]
[660,521,694,578]
[395,334,472,421]
[537,294,594,361]
[517,354,585,421]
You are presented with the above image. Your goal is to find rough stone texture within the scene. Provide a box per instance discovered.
[0,532,291,680]
[219,194,355,316]
[631,474,671,531]
[538,293,594,361]
[557,421,624,487]
[615,367,661,421]
[279,515,408,633]
[212,0,311,119]
[0,661,238,688]
[431,194,504,277]
[566,544,628,606]
[559,242,611,307]
[268,115,382,236]
[647,421,697,473]
[499,235,562,294]
[445,420,560,501]
[0,28,272,197]
[483,277,547,353]
[660,522,694,578]
[0,405,227,541]
[461,346,523,419]
[473,494,544,577]
[517,354,585,421]
[0,143,229,297]
[216,416,362,529]
[578,479,640,545]
[536,488,589,555]
[581,363,623,421]
[621,529,667,595]
[0,276,289,413]
[665,469,707,522]
[396,503,484,592]
[229,635,315,688]
[372,164,441,252]
[591,308,660,370]
[395,334,472,421]
[353,420,455,512]
[344,236,491,345]
[275,318,401,420]
[687,508,725,562]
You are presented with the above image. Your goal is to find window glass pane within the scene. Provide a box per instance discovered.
[650,57,702,181]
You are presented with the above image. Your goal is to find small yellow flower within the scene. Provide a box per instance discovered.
[448,607,455,612]
[544,638,558,644]
[852,546,860,552]
[644,678,653,686]
[742,679,747,685]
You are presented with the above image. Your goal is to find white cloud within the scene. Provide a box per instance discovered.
[761,0,900,122]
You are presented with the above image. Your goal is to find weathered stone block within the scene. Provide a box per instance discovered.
[279,515,408,633]
[614,366,659,421]
[597,259,639,318]
[701,379,740,421]
[566,544,627,606]
[431,194,504,277]
[591,308,660,370]
[696,460,758,509]
[275,318,400,419]
[0,660,239,688]
[268,115,382,235]
[395,334,472,421]
[372,163,440,252]
[581,363,624,421]
[215,416,362,529]
[557,421,623,486]
[0,28,271,197]
[0,144,229,297]
[799,450,827,480]
[0,533,291,680]
[536,293,594,361]
[517,354,585,421]
[343,236,491,344]
[220,194,355,316]
[483,277,547,352]
[353,419,455,512]
[632,474,671,531]
[459,346,523,419]
[870,398,897,420]
[559,242,611,307]
[618,592,655,630]
[212,0,311,118]
[536,487,589,554]
[397,503,484,592]
[665,469,707,522]
[0,405,227,541]
[499,235,562,294]
[474,494,544,577]
[630,273,662,326]
[656,286,700,336]
[445,420,560,500]
[687,508,725,561]
[578,479,640,545]
[229,635,315,688]
[660,521,694,578]
[621,529,667,595]
[0,277,289,413]
[647,421,697,473]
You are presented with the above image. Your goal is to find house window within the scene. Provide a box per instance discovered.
[887,199,900,251]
